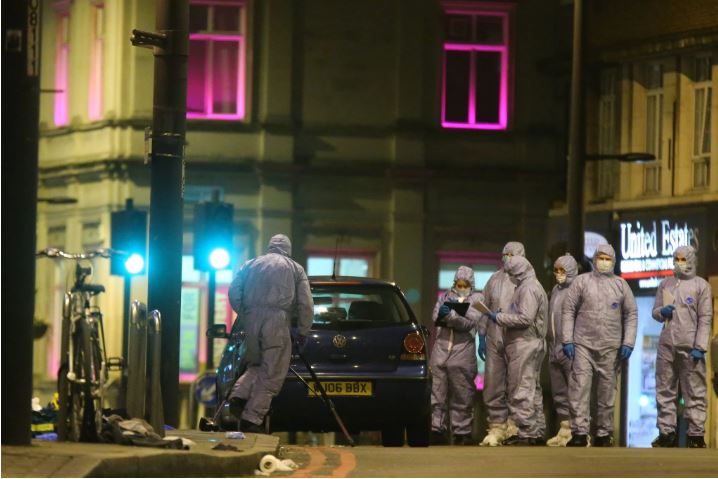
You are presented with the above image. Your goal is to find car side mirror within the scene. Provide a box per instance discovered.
[206,324,228,339]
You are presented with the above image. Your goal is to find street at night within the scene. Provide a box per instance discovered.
[3,0,718,476]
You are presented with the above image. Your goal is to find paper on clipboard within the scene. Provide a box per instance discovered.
[662,289,674,307]
[472,299,491,315]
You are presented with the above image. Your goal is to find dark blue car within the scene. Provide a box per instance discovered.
[209,276,431,447]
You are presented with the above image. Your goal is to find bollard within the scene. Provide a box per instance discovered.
[126,300,148,419]
[147,310,165,437]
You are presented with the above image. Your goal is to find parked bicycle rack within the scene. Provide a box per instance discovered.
[126,300,164,436]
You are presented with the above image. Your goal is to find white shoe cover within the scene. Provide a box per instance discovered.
[547,421,572,447]
[480,423,507,447]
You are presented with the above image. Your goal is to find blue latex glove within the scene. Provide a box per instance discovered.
[478,335,487,361]
[435,317,449,328]
[660,304,675,319]
[619,345,633,360]
[438,304,451,319]
[487,311,498,323]
[690,349,705,361]
[563,343,575,360]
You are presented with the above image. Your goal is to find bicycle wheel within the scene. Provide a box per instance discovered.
[87,317,106,439]
[69,318,99,442]
[56,294,73,441]
[56,362,70,441]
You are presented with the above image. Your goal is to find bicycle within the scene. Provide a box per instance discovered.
[37,247,123,442]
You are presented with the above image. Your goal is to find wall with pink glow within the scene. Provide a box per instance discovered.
[88,4,104,121]
[54,13,69,126]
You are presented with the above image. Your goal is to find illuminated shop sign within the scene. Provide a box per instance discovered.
[619,220,699,285]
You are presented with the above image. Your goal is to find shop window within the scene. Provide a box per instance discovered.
[643,64,663,195]
[692,56,712,189]
[596,69,619,199]
[180,255,235,382]
[441,4,511,130]
[306,251,374,278]
[54,7,70,126]
[187,0,246,120]
[625,296,662,447]
[436,251,501,391]
[88,3,104,121]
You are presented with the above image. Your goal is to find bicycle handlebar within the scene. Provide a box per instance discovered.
[36,247,121,260]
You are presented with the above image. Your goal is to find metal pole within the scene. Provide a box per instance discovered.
[145,0,189,428]
[207,270,216,370]
[120,273,131,408]
[1,0,41,446]
[567,0,587,269]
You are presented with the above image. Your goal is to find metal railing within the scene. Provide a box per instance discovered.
[126,300,164,436]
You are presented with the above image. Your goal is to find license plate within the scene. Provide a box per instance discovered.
[307,381,372,397]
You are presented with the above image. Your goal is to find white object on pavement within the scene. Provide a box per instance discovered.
[258,454,299,474]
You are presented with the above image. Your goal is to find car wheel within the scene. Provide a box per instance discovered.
[381,425,404,447]
[406,413,430,447]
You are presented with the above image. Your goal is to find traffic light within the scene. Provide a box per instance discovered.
[111,199,148,276]
[193,200,234,271]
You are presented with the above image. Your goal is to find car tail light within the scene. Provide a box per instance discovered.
[401,331,426,360]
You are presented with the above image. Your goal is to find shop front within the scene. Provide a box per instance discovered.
[547,201,718,447]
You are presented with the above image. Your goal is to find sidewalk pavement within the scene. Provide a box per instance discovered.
[1,429,280,478]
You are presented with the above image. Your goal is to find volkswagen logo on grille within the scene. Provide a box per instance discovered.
[332,334,347,349]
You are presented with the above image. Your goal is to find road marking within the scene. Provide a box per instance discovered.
[288,447,325,477]
[289,447,356,478]
[328,448,356,477]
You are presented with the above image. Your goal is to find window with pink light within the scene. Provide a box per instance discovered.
[54,7,69,127]
[88,3,104,121]
[188,0,246,120]
[441,5,512,130]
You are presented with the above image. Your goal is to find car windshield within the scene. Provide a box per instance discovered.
[309,284,413,330]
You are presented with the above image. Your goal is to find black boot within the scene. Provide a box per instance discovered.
[228,397,247,420]
[502,435,531,446]
[566,434,589,447]
[687,435,706,448]
[651,431,677,448]
[453,434,475,446]
[239,419,263,433]
[430,430,448,445]
[593,435,613,447]
[530,436,547,446]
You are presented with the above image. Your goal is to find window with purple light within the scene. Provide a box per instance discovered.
[88,3,104,121]
[188,0,246,121]
[441,6,512,130]
[54,7,69,127]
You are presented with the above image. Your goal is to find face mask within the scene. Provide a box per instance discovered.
[455,287,471,297]
[596,258,613,274]
[555,272,567,284]
[674,261,689,274]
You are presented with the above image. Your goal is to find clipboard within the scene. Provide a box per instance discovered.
[471,299,492,315]
[444,301,470,316]
[662,289,674,307]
